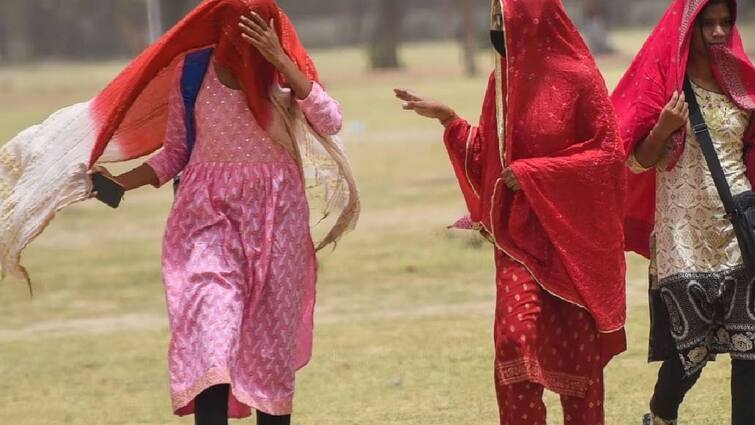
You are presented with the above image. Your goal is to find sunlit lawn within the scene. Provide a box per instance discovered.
[2,26,752,424]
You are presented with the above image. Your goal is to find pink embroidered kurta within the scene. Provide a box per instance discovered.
[146,61,342,418]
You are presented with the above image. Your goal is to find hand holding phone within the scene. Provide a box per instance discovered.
[90,171,125,209]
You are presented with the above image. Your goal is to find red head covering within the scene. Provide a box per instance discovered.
[448,0,627,338]
[89,0,318,165]
[612,0,755,257]
[0,0,358,284]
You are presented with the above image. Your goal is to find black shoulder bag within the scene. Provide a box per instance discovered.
[683,76,755,277]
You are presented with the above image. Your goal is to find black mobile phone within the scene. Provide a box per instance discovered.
[92,172,125,209]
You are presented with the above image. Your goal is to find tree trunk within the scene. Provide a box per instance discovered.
[0,1,32,63]
[146,0,163,43]
[160,0,196,30]
[369,0,402,70]
[0,9,7,63]
[582,0,613,55]
[458,0,478,77]
[350,0,367,45]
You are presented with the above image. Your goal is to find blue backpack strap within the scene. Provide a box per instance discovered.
[173,47,214,191]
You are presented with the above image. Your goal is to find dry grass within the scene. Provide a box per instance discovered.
[1,27,751,424]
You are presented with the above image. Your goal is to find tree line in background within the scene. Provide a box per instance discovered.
[0,0,752,74]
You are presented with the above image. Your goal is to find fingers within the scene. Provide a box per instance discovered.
[239,19,264,42]
[87,165,104,175]
[241,32,261,48]
[402,101,436,114]
[240,13,281,56]
[240,14,269,39]
[667,91,680,109]
[501,168,520,191]
[667,91,686,114]
[393,88,421,102]
[402,101,422,111]
[247,11,269,31]
[674,92,687,115]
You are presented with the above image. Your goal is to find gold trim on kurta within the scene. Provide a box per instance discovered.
[493,0,507,169]
[464,128,481,199]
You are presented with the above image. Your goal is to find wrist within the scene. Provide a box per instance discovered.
[439,109,458,127]
[113,175,129,190]
[649,125,673,145]
[273,52,293,71]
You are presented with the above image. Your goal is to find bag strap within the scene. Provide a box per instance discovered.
[181,47,214,156]
[682,76,738,217]
[173,47,214,190]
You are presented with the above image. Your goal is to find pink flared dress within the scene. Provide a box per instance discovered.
[146,61,342,418]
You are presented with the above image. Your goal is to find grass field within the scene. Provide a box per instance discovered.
[1,28,752,424]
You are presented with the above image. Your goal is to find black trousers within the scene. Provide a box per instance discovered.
[194,385,291,425]
[651,357,755,424]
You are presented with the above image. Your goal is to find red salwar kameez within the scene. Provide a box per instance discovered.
[443,1,628,424]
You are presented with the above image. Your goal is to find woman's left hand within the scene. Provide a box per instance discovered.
[239,12,287,68]
[501,168,521,191]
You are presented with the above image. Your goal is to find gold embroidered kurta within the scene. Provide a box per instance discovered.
[629,82,753,282]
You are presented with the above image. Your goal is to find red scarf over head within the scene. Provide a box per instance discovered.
[612,0,755,257]
[89,0,318,166]
[446,0,627,338]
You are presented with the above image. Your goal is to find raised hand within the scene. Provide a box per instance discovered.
[633,91,690,169]
[655,91,689,138]
[238,11,314,99]
[239,12,287,68]
[394,88,457,124]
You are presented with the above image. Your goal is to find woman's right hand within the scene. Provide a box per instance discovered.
[86,165,115,199]
[632,91,690,169]
[88,165,115,180]
[394,89,457,124]
[655,91,689,138]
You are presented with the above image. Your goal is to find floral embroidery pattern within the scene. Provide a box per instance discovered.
[731,333,755,352]
[654,83,752,281]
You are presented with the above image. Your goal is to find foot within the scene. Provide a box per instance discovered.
[643,413,677,425]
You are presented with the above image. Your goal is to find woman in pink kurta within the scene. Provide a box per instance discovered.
[92,3,358,424]
[150,60,339,420]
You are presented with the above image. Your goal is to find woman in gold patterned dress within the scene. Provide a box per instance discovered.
[612,0,755,424]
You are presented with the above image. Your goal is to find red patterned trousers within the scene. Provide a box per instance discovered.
[494,251,605,425]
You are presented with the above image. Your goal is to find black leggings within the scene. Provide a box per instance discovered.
[194,385,291,425]
[651,357,755,424]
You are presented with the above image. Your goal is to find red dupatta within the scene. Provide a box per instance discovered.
[445,0,627,338]
[90,0,318,165]
[0,0,359,284]
[612,0,755,257]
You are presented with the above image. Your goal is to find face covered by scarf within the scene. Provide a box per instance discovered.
[0,0,359,285]
[91,0,319,163]
[612,0,755,257]
[446,0,627,338]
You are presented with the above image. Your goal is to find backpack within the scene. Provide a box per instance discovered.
[173,47,214,192]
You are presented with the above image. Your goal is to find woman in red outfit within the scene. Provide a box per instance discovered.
[395,0,627,424]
